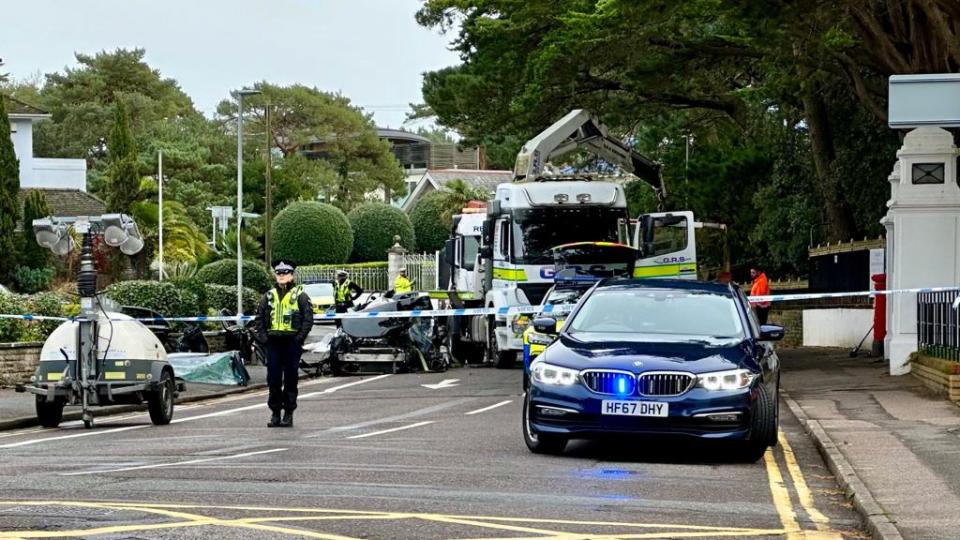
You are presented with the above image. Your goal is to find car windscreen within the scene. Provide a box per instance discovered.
[511,207,626,264]
[303,283,334,298]
[566,288,744,339]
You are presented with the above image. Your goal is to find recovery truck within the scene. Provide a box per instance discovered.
[439,109,702,367]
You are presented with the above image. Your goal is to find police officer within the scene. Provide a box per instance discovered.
[393,268,413,294]
[254,260,313,427]
[334,269,363,312]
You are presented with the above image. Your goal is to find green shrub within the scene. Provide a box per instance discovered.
[410,192,452,253]
[272,201,353,265]
[196,259,272,293]
[348,202,416,262]
[0,292,66,343]
[105,280,197,316]
[170,276,209,314]
[205,284,259,315]
[12,265,55,294]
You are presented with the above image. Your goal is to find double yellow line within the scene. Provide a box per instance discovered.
[763,430,838,539]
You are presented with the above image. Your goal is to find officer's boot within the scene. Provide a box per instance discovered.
[268,411,282,428]
[280,410,293,427]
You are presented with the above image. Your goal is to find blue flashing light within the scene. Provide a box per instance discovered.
[617,377,626,395]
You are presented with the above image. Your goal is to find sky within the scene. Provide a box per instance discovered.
[1,0,461,129]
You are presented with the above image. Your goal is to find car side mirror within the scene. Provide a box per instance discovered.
[533,317,558,335]
[759,324,784,341]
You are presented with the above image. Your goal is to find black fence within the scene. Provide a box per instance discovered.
[918,290,960,360]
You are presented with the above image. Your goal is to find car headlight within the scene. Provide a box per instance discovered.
[531,361,579,386]
[526,332,554,346]
[511,315,530,335]
[696,369,756,391]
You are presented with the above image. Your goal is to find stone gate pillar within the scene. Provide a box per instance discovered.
[387,235,407,287]
[884,127,960,375]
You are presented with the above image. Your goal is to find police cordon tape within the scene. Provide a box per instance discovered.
[0,285,957,323]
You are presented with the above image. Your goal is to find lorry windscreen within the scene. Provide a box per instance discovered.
[511,207,626,264]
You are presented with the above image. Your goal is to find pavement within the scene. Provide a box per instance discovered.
[781,348,960,540]
[0,346,866,539]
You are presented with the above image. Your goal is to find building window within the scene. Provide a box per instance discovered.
[912,162,945,184]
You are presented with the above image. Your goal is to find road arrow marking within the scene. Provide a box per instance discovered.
[421,378,460,390]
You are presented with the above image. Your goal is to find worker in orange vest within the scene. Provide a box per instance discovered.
[750,266,772,325]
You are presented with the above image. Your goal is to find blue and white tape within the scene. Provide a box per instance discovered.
[1,285,958,324]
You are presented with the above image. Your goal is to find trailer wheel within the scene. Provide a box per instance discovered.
[148,369,175,425]
[36,396,64,428]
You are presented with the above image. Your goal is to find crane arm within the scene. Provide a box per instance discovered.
[513,109,663,196]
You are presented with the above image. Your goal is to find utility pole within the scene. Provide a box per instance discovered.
[235,88,261,322]
[264,104,273,266]
[158,150,164,281]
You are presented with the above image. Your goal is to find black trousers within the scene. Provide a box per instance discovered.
[266,336,301,413]
[755,306,771,326]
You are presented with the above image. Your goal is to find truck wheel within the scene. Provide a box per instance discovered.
[522,392,566,454]
[148,369,175,426]
[488,318,516,369]
[36,396,64,428]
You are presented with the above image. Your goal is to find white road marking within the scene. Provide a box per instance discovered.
[0,425,148,449]
[421,378,459,390]
[300,374,393,399]
[464,400,512,415]
[1,375,391,448]
[346,421,434,439]
[60,448,287,476]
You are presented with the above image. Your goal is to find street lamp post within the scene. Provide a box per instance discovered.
[235,88,261,323]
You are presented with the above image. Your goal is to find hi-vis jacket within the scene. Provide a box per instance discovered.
[254,284,314,343]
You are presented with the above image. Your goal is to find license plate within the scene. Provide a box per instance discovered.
[601,400,668,417]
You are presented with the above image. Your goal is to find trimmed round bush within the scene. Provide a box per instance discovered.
[197,259,272,293]
[410,192,452,253]
[0,292,66,343]
[205,284,259,315]
[105,280,197,317]
[348,202,416,262]
[170,276,210,314]
[273,201,353,265]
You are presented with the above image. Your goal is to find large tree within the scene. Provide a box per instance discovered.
[106,99,141,214]
[414,0,949,244]
[216,83,405,211]
[21,190,52,269]
[0,96,21,281]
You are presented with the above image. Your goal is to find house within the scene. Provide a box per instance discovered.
[401,169,513,212]
[5,95,87,191]
[15,189,107,231]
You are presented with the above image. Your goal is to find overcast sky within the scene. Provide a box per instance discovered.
[1,0,461,128]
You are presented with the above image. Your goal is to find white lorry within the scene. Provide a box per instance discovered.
[439,110,701,367]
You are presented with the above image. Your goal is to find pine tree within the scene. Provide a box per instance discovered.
[21,189,52,268]
[0,95,22,282]
[106,99,140,214]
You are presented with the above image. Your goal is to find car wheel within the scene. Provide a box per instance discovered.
[522,392,567,454]
[36,396,64,428]
[488,317,516,369]
[147,369,175,426]
[742,384,776,462]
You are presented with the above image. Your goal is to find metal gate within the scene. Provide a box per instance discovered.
[401,252,439,291]
[297,265,389,292]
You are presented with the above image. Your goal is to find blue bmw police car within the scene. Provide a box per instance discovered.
[522,279,784,461]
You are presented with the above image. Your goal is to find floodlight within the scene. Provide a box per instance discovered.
[101,214,128,247]
[118,220,144,255]
[51,234,75,256]
[32,218,61,249]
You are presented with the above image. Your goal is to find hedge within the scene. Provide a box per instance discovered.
[197,259,272,293]
[205,284,259,315]
[0,292,68,343]
[410,192,452,253]
[348,202,416,262]
[105,280,197,316]
[273,201,353,265]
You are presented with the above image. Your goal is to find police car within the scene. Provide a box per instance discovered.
[521,278,595,389]
[522,279,784,462]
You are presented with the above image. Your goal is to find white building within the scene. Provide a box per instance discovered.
[6,95,87,191]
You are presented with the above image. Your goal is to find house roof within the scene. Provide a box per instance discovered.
[401,169,513,212]
[3,94,50,119]
[18,189,107,217]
